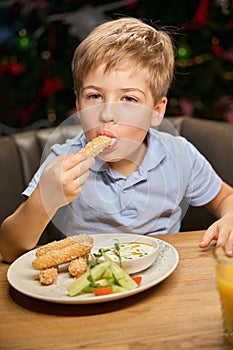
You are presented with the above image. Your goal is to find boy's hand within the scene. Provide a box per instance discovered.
[38,152,94,216]
[200,182,233,256]
[199,214,233,256]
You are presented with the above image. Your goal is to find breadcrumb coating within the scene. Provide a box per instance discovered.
[32,243,92,270]
[33,234,94,285]
[36,234,93,257]
[39,267,58,285]
[79,135,112,157]
[68,257,88,277]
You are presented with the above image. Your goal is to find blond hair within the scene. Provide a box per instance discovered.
[72,17,174,103]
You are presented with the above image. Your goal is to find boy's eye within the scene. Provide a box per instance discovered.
[122,96,137,103]
[88,94,101,100]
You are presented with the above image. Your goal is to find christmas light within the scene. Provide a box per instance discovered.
[176,53,213,67]
[17,36,32,51]
[176,45,192,59]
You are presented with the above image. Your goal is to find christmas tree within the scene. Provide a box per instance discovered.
[0,0,232,130]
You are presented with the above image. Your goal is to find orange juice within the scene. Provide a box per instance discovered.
[216,261,233,343]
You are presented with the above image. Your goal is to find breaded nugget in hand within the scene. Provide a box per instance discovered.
[32,242,92,270]
[36,234,93,257]
[39,267,58,285]
[79,135,112,157]
[68,257,88,277]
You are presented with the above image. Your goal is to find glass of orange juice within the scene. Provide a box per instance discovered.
[214,246,233,343]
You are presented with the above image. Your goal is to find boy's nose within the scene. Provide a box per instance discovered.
[99,103,118,124]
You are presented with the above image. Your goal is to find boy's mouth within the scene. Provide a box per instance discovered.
[99,130,118,150]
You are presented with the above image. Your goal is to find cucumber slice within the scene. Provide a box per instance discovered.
[109,261,137,290]
[67,261,110,297]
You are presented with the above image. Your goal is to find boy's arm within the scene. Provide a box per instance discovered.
[0,187,54,263]
[199,181,233,255]
[0,153,94,262]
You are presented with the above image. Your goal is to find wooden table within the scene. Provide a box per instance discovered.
[0,230,232,350]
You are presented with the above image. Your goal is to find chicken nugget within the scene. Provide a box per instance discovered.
[39,267,58,285]
[68,257,88,277]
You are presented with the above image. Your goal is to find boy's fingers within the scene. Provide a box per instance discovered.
[225,232,233,256]
[200,224,233,256]
[215,225,231,247]
[73,156,94,179]
[199,224,218,248]
[75,170,90,190]
[62,153,94,173]
[216,227,233,257]
[67,152,87,167]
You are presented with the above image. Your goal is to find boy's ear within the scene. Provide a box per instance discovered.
[151,97,167,127]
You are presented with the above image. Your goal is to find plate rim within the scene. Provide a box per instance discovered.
[7,233,179,304]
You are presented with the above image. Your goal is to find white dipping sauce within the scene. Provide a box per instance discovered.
[93,235,160,274]
[105,242,156,264]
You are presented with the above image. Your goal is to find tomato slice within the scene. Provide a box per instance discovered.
[93,286,113,296]
[131,276,142,286]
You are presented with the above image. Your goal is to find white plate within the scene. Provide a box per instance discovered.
[7,234,179,304]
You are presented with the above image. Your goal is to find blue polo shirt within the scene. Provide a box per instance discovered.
[23,128,222,236]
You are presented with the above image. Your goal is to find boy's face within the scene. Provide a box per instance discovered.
[76,64,166,163]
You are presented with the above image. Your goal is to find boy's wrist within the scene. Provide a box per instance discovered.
[32,186,58,220]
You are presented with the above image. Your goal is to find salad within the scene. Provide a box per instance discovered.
[67,246,142,297]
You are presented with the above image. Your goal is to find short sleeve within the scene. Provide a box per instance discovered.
[184,141,222,206]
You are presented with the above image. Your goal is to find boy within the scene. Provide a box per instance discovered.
[1,17,233,263]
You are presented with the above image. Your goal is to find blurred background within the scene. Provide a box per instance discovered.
[0,0,233,132]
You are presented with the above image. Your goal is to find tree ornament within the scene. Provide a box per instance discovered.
[176,44,192,60]
[211,37,223,56]
[16,35,32,51]
[192,0,210,26]
[214,0,231,14]
[40,77,63,97]
[9,61,23,76]
[47,108,57,123]
[41,50,51,60]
